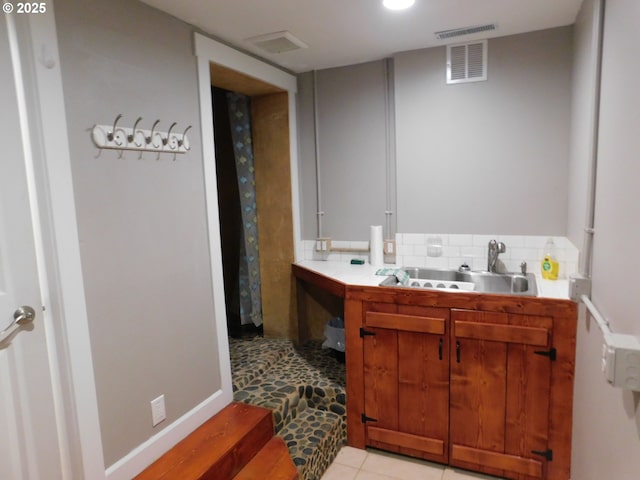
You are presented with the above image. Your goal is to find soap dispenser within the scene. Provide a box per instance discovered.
[541,238,559,280]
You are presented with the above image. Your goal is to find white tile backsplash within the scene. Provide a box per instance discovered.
[449,234,473,246]
[402,233,427,245]
[301,234,580,279]
[396,233,579,278]
[472,234,496,247]
[413,244,428,256]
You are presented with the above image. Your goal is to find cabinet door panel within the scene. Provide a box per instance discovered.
[368,426,445,456]
[398,331,449,456]
[450,309,553,480]
[504,315,553,480]
[451,445,543,478]
[363,328,398,431]
[367,311,445,335]
[362,305,450,463]
[450,334,508,452]
[455,321,549,346]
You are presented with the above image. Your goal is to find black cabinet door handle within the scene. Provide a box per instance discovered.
[439,338,443,360]
[456,341,461,363]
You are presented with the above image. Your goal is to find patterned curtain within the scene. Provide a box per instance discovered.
[226,92,263,327]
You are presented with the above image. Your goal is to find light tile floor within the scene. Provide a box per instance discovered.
[321,447,504,480]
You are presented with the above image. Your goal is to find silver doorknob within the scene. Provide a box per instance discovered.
[1,306,37,341]
[13,306,36,326]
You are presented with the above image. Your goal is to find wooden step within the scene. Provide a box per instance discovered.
[232,436,298,480]
[135,402,273,480]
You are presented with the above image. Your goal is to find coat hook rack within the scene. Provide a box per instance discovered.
[91,114,191,155]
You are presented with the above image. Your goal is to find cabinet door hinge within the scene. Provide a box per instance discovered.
[360,328,376,338]
[531,449,553,461]
[534,348,557,361]
[361,413,378,424]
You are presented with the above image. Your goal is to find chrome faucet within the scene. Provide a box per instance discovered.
[487,240,506,273]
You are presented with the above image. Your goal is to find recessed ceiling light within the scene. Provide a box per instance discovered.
[383,0,415,10]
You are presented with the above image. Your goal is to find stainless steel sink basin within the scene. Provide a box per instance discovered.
[467,271,536,296]
[382,267,537,296]
[404,267,463,282]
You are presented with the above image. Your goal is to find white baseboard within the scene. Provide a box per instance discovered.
[105,388,232,480]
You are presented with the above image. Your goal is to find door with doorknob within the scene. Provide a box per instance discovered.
[0,14,65,480]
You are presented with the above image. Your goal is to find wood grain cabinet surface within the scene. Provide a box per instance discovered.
[362,305,450,464]
[449,309,554,480]
[344,286,577,480]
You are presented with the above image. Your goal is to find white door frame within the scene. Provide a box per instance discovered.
[193,33,303,264]
[10,8,106,480]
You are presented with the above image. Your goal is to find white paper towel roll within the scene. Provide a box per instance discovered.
[369,225,384,267]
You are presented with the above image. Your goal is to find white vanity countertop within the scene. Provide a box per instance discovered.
[295,260,571,300]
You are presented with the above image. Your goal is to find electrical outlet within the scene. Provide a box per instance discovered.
[569,274,591,302]
[384,239,395,255]
[603,334,640,391]
[150,394,166,427]
[315,237,332,252]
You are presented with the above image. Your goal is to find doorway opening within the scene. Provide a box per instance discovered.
[212,86,262,338]
[209,62,297,341]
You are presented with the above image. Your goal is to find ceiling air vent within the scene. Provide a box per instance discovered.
[447,40,487,84]
[435,24,496,40]
[246,31,308,54]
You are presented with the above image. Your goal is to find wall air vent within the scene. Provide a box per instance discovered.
[446,40,487,84]
[246,31,308,54]
[435,24,496,40]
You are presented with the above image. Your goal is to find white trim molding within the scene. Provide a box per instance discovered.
[194,34,297,93]
[105,390,230,479]
[194,33,303,262]
[8,8,105,480]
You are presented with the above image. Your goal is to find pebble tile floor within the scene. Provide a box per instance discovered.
[321,447,504,480]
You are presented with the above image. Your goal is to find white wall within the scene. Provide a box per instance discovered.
[55,0,221,468]
[570,0,640,478]
[395,27,572,235]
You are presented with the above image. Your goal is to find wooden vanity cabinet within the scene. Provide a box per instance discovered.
[361,303,450,464]
[344,286,577,480]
